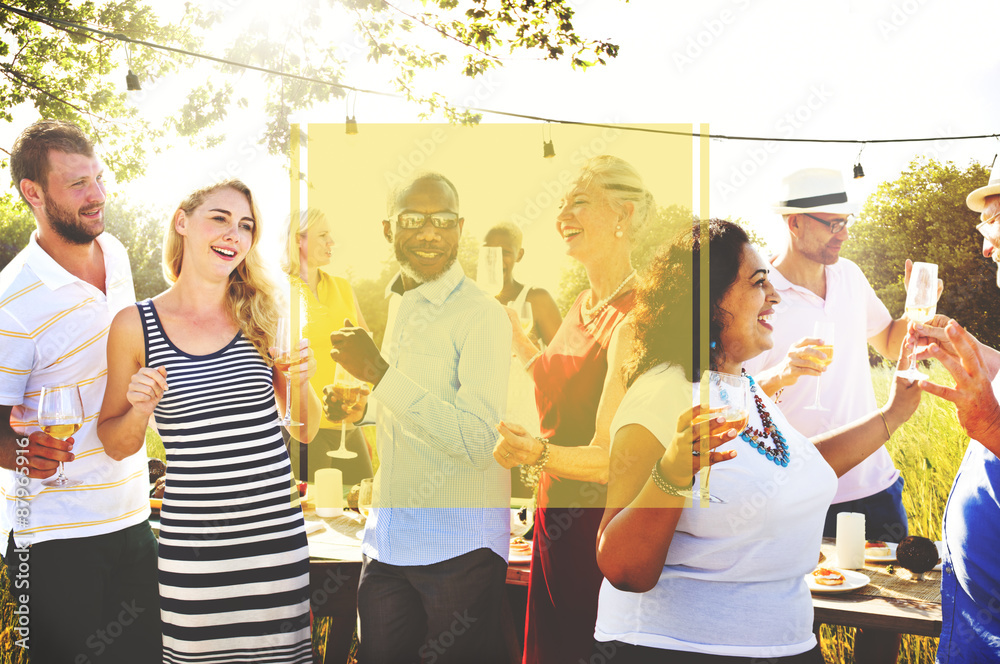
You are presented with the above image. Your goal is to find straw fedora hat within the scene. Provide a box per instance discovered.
[966,163,1000,212]
[773,168,858,216]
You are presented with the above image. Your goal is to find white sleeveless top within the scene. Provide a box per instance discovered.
[596,363,837,658]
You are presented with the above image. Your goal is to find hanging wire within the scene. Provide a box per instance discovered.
[3,1,999,146]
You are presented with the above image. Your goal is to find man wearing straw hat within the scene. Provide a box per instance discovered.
[744,167,916,660]
[915,163,1000,662]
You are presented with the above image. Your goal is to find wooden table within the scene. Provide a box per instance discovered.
[506,538,942,638]
[812,538,942,637]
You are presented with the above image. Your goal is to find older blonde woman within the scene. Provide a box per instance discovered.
[494,155,655,664]
[279,209,372,486]
[98,180,320,663]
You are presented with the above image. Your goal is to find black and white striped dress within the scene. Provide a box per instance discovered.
[140,300,312,664]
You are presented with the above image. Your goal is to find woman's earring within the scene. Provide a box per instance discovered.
[615,224,624,238]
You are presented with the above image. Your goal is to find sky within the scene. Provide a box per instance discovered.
[2,0,1000,291]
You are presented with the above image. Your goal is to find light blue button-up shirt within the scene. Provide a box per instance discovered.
[363,261,511,566]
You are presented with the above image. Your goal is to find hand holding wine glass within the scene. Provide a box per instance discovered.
[38,384,84,488]
[897,262,938,382]
[273,316,304,427]
[326,364,366,460]
[662,372,746,504]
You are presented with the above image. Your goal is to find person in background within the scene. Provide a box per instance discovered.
[915,163,1000,662]
[494,155,655,664]
[97,179,320,663]
[0,119,160,663]
[279,208,373,486]
[596,219,922,663]
[742,167,925,662]
[483,221,561,499]
[484,221,562,347]
[326,172,512,663]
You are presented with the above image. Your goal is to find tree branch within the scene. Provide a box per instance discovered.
[381,0,502,63]
[0,64,116,125]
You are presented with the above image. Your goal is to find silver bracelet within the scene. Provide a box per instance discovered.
[519,437,550,489]
[650,460,692,497]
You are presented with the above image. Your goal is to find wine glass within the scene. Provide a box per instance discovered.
[804,321,835,411]
[897,262,938,382]
[275,316,303,427]
[689,371,750,504]
[38,384,84,488]
[357,478,373,520]
[477,246,504,296]
[326,363,363,460]
[517,295,534,338]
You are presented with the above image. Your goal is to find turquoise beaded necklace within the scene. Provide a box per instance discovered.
[739,371,790,467]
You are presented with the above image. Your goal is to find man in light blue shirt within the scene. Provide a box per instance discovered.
[329,172,512,663]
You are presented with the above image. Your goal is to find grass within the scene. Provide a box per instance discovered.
[0,368,970,663]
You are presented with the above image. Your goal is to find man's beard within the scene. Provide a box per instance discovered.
[800,244,839,266]
[44,191,103,245]
[395,243,458,285]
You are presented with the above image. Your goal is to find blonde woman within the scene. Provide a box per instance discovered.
[494,155,656,664]
[98,180,320,663]
[279,209,372,485]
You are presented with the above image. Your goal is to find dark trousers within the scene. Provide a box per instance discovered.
[591,641,824,664]
[823,475,908,543]
[357,548,507,664]
[4,521,161,664]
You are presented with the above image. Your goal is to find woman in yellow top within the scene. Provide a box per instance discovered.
[280,209,373,486]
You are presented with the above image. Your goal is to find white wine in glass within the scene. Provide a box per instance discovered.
[898,262,938,382]
[804,321,835,411]
[275,317,303,427]
[38,384,84,488]
[517,296,534,336]
[327,364,364,460]
[688,371,750,505]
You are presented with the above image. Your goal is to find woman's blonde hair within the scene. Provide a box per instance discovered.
[162,179,277,361]
[279,208,328,277]
[574,155,656,242]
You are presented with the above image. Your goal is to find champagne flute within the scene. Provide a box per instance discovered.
[897,262,938,382]
[804,321,835,411]
[274,316,303,427]
[477,246,504,296]
[38,384,84,488]
[689,371,750,504]
[326,364,363,460]
[357,478,373,520]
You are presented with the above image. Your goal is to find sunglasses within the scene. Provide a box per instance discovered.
[976,215,1000,235]
[803,213,854,234]
[396,212,460,230]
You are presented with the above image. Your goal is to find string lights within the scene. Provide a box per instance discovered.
[2,1,998,150]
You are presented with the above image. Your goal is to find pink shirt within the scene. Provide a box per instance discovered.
[743,257,898,503]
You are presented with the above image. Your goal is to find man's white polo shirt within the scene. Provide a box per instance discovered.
[0,232,149,547]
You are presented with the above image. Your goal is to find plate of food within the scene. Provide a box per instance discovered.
[864,541,897,562]
[509,537,533,564]
[805,567,870,594]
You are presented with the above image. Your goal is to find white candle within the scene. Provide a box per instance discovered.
[315,468,343,517]
[836,512,866,569]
